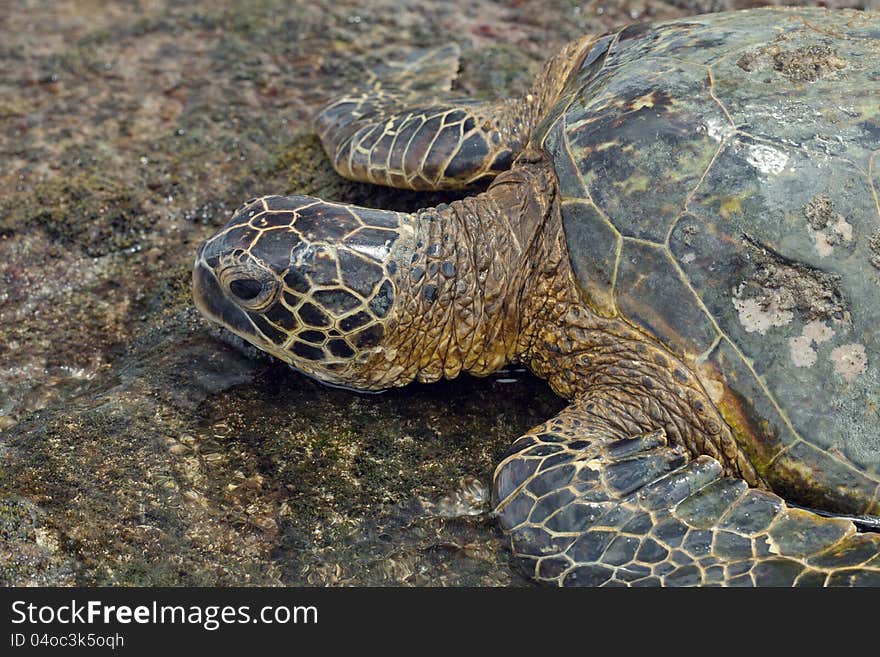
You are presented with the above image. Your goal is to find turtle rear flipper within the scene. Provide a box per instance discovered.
[314,44,534,191]
[493,403,880,587]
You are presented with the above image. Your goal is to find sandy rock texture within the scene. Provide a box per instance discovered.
[1,0,873,585]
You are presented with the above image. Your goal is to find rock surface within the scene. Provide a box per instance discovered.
[1,0,873,585]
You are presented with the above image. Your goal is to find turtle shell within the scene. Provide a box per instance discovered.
[538,7,880,516]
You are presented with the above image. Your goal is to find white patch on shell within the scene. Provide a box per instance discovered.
[830,343,867,381]
[732,296,793,334]
[833,215,853,242]
[746,144,789,175]
[702,377,725,404]
[803,320,834,345]
[704,117,734,143]
[788,335,817,367]
[788,320,835,368]
[348,241,393,261]
[810,214,853,257]
[813,232,834,257]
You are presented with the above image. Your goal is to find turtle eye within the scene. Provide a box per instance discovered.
[219,264,280,311]
[228,277,264,301]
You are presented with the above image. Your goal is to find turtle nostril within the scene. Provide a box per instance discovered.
[228,278,264,301]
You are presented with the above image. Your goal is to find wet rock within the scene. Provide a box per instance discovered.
[0,498,76,586]
[0,0,867,586]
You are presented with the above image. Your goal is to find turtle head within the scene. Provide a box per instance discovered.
[193,195,406,391]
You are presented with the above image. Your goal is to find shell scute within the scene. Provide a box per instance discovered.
[549,8,880,513]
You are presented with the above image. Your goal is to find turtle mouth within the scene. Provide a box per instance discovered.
[193,256,359,386]
[192,257,262,340]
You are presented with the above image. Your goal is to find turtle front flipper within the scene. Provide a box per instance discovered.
[493,402,880,586]
[314,43,555,191]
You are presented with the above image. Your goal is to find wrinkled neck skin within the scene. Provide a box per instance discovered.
[351,154,559,389]
[344,32,599,388]
[330,32,759,486]
[345,151,758,486]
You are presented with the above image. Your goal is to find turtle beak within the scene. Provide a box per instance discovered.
[192,252,257,339]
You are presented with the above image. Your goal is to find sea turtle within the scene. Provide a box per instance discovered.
[193,7,880,586]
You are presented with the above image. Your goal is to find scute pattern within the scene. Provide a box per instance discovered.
[539,7,880,515]
[494,405,880,586]
[197,196,400,365]
[565,60,723,242]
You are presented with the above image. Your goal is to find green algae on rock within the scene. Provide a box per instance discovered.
[2,0,875,587]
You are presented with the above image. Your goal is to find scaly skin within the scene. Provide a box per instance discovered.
[493,406,880,586]
[370,150,760,486]
[194,13,880,585]
[315,36,594,190]
[194,151,880,585]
